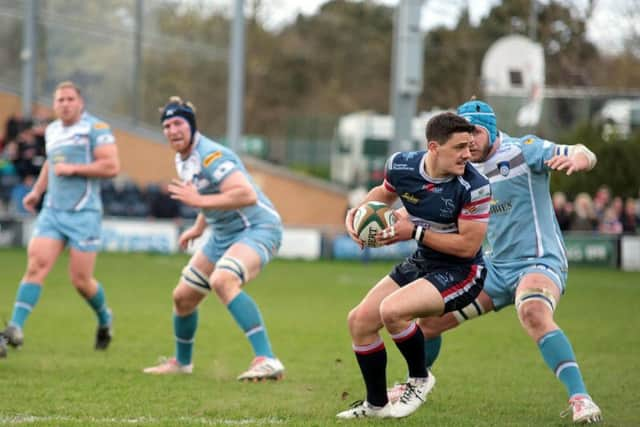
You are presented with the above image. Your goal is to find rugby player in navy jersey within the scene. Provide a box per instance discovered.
[398,99,601,424]
[338,112,491,419]
[143,97,284,381]
[0,81,119,357]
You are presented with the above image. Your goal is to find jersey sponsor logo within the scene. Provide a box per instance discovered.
[489,199,512,214]
[400,192,419,204]
[498,160,510,177]
[423,183,443,193]
[93,122,110,130]
[203,151,222,167]
[392,163,413,171]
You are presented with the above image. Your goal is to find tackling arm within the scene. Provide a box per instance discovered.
[54,144,120,178]
[546,143,597,174]
[419,218,488,259]
[181,170,258,210]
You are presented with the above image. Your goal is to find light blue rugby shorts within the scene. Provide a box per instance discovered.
[483,258,567,311]
[202,224,282,267]
[32,208,102,252]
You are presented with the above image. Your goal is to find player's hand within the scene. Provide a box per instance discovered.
[168,179,202,207]
[53,162,76,176]
[22,190,42,214]
[376,216,413,246]
[344,207,364,249]
[545,155,583,175]
[178,226,203,250]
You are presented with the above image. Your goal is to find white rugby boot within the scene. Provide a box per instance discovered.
[388,369,436,403]
[237,356,285,381]
[390,374,436,418]
[143,357,193,375]
[336,400,393,419]
[561,396,602,424]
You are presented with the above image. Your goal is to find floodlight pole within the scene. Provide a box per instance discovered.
[227,0,245,152]
[529,0,537,41]
[21,0,37,118]
[390,0,424,155]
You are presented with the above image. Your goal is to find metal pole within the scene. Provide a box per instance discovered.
[21,0,37,118]
[390,0,424,155]
[529,0,537,41]
[227,0,245,152]
[132,0,143,124]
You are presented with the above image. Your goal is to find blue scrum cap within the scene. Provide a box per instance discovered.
[160,97,197,137]
[457,99,497,146]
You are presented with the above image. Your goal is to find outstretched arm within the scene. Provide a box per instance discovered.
[545,144,597,175]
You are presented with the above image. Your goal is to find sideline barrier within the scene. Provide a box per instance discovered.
[563,234,619,267]
[4,217,640,268]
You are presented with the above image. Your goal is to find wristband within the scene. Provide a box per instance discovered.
[414,225,424,243]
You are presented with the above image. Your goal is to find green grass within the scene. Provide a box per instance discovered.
[0,248,638,426]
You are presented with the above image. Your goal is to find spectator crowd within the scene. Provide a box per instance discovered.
[1,116,639,233]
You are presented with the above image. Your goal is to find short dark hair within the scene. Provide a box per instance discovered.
[425,112,475,145]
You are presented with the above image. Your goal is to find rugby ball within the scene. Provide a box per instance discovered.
[352,201,396,248]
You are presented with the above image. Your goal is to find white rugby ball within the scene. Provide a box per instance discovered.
[352,201,395,248]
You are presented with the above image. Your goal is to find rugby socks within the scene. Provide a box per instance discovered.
[538,329,589,399]
[353,338,389,407]
[9,282,42,329]
[227,291,274,358]
[424,335,442,369]
[391,322,428,378]
[86,283,112,327]
[174,310,198,366]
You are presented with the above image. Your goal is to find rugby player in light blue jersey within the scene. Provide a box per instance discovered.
[0,81,119,358]
[338,113,491,419]
[143,97,284,381]
[403,99,602,424]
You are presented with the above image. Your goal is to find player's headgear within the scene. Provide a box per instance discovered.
[160,96,197,139]
[457,99,498,146]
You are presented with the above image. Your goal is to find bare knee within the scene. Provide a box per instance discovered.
[379,298,403,328]
[24,253,51,281]
[518,302,555,336]
[172,286,200,315]
[209,270,241,303]
[69,269,92,289]
[347,305,379,338]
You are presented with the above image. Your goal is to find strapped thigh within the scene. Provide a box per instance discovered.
[181,264,211,295]
[215,256,249,285]
[452,297,486,324]
[515,287,557,313]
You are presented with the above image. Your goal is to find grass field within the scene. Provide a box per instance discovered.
[0,248,639,426]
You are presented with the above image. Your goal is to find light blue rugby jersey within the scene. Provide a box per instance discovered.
[175,133,281,233]
[44,112,115,211]
[473,133,568,271]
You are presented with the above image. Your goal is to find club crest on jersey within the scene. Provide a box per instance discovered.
[439,197,455,217]
[497,161,510,177]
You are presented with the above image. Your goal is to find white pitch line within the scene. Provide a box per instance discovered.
[0,415,286,425]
